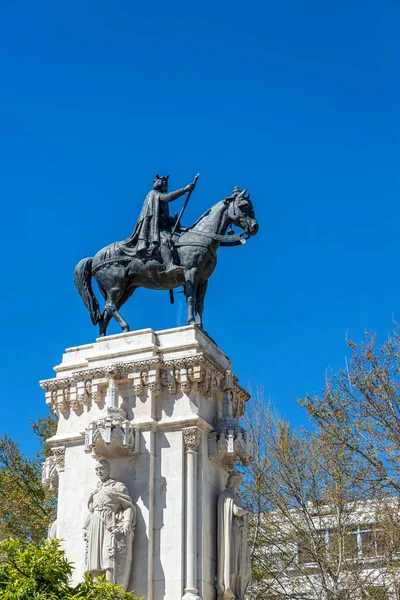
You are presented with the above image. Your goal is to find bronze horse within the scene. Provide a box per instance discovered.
[74,189,259,336]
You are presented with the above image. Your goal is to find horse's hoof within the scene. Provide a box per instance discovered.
[123,327,130,332]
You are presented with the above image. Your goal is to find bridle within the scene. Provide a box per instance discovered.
[174,228,249,247]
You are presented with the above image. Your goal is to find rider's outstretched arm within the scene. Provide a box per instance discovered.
[161,185,192,203]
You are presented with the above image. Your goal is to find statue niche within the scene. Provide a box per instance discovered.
[83,459,136,590]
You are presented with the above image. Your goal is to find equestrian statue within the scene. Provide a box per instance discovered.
[74,174,259,336]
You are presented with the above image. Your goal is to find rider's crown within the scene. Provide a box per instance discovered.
[231,186,241,197]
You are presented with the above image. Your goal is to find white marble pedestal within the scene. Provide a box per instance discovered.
[41,326,252,600]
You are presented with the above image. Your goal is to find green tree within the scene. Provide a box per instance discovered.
[0,538,140,599]
[0,414,57,543]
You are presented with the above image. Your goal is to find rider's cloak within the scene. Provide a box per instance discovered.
[119,187,187,257]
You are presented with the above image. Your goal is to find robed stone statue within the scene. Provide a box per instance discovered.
[83,459,136,590]
[217,470,251,600]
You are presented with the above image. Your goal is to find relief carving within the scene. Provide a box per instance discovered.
[182,427,202,452]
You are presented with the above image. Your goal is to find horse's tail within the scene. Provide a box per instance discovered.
[74,258,101,325]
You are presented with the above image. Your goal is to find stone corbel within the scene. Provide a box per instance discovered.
[71,376,91,409]
[167,368,177,394]
[56,388,69,414]
[211,373,222,395]
[129,371,144,397]
[187,364,202,387]
[200,369,212,396]
[69,381,78,410]
[159,370,169,388]
[148,368,161,396]
[91,377,105,404]
[44,387,54,411]
[83,379,93,404]
[180,368,191,394]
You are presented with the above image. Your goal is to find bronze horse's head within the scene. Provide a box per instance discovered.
[227,188,259,237]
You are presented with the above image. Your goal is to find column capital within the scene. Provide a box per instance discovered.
[182,427,202,453]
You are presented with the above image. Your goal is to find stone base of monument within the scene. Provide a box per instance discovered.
[41,326,252,600]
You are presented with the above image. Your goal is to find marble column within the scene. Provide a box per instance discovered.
[182,427,203,600]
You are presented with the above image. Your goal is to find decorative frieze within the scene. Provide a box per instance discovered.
[40,355,250,417]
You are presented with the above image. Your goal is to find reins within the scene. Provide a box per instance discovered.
[174,229,249,248]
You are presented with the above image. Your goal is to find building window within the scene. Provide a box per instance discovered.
[344,528,358,559]
[296,525,383,565]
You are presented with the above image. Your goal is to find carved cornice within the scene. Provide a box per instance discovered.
[182,427,202,452]
[40,354,250,417]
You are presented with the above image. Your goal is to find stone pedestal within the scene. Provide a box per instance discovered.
[40,326,252,600]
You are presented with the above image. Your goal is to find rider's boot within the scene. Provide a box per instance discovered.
[164,261,184,275]
[161,244,183,275]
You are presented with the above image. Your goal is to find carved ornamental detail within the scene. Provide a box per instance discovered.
[85,418,139,458]
[208,370,253,469]
[42,456,59,489]
[42,446,66,489]
[208,428,253,469]
[52,446,66,472]
[40,355,250,417]
[182,427,202,452]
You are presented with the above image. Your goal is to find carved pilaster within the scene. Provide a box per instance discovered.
[182,426,203,600]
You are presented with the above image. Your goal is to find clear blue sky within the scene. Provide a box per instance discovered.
[0,1,398,453]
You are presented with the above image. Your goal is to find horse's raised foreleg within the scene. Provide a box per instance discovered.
[104,286,130,333]
[99,284,138,336]
[195,280,208,328]
[184,267,198,325]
